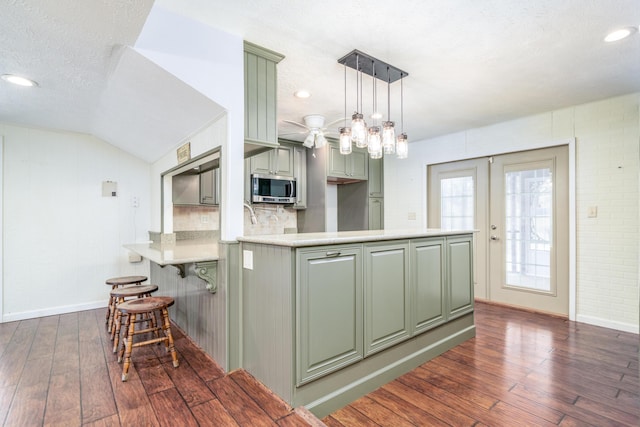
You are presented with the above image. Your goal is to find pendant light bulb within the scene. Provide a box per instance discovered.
[351,113,368,147]
[396,132,408,159]
[339,127,352,154]
[382,121,395,154]
[367,126,382,159]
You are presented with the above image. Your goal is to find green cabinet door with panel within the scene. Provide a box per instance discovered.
[446,234,474,319]
[364,241,410,356]
[250,145,294,177]
[410,238,447,335]
[293,144,307,209]
[296,245,363,385]
[368,197,384,230]
[244,42,283,149]
[327,142,368,180]
[368,157,384,197]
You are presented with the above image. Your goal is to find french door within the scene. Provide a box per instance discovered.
[428,146,569,316]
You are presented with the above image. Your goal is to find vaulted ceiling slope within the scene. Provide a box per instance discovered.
[0,0,224,163]
[1,1,639,163]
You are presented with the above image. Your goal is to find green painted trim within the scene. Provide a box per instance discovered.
[303,323,476,418]
[243,41,284,63]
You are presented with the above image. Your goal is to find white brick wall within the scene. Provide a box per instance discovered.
[386,93,639,332]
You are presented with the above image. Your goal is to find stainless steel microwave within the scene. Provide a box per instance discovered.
[251,174,297,204]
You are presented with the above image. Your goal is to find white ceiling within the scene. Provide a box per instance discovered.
[1,0,639,162]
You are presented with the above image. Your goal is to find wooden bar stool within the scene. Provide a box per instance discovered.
[110,284,159,353]
[117,296,179,381]
[105,275,147,332]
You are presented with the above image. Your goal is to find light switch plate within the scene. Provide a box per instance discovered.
[587,206,598,218]
[243,250,253,270]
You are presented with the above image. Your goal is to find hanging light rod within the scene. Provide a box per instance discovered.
[337,50,408,83]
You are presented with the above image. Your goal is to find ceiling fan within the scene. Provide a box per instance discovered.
[281,115,346,148]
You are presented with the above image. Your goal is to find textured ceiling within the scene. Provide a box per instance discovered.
[1,0,639,162]
[158,0,640,144]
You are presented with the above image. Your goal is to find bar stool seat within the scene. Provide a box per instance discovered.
[105,275,147,332]
[110,284,159,353]
[117,296,179,381]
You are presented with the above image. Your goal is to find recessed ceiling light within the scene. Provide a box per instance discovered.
[604,26,637,42]
[1,74,38,87]
[294,90,311,99]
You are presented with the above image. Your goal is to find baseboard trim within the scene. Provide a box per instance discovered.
[2,300,106,323]
[302,323,476,418]
[576,314,639,334]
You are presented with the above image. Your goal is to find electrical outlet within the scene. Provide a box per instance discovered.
[201,215,209,223]
[132,196,140,208]
[243,250,254,270]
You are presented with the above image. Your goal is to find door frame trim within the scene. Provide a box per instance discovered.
[425,137,576,321]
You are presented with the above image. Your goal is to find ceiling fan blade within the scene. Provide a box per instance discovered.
[324,117,350,128]
[282,120,309,130]
[279,131,307,137]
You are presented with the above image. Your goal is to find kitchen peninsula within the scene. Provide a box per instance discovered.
[124,238,223,363]
[238,228,475,417]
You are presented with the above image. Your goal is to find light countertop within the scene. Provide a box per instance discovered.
[237,229,475,248]
[124,239,219,265]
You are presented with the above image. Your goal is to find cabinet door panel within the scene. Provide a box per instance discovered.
[250,151,272,175]
[297,246,363,385]
[447,235,474,319]
[350,149,368,180]
[364,242,410,355]
[368,157,383,197]
[274,146,294,176]
[327,144,348,178]
[411,238,446,335]
[368,198,384,230]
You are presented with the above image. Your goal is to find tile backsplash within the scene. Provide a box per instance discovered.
[244,205,297,235]
[173,205,219,231]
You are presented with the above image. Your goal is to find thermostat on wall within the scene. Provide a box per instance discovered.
[102,181,117,197]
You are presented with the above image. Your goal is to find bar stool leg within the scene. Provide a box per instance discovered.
[161,307,179,368]
[112,300,123,353]
[121,313,135,381]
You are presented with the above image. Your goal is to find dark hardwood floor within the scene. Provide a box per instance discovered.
[0,302,637,426]
[324,303,639,426]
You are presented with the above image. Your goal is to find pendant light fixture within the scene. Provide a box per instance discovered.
[337,50,409,159]
[396,72,409,159]
[368,60,383,159]
[382,66,396,154]
[350,53,368,148]
[339,62,352,155]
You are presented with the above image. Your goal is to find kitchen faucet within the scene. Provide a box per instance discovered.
[243,201,258,224]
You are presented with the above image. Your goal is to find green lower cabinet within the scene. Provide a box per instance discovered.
[364,241,410,356]
[410,238,447,335]
[296,245,363,385]
[446,235,474,319]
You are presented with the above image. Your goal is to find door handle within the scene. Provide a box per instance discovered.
[490,235,499,241]
[325,251,341,257]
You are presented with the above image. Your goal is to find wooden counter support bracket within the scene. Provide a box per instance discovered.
[196,261,218,293]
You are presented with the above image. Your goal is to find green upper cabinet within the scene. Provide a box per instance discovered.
[368,157,384,197]
[250,145,294,177]
[292,144,307,209]
[244,42,284,150]
[327,141,368,180]
[364,241,410,356]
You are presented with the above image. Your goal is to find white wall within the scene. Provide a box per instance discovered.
[1,123,151,321]
[135,5,244,241]
[385,93,640,333]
